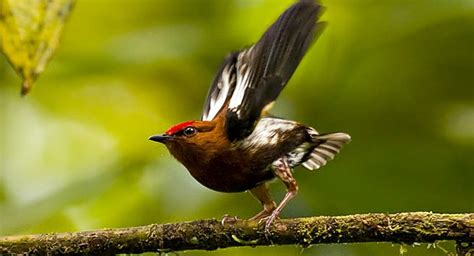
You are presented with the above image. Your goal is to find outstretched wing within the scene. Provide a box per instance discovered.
[201,0,325,141]
[201,52,238,122]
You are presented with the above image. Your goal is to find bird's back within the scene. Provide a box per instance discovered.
[239,117,314,167]
[238,116,351,172]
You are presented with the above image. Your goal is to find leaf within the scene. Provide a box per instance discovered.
[0,0,75,95]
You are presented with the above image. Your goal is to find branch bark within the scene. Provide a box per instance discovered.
[1,212,472,255]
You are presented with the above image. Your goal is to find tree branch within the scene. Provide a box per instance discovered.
[1,212,472,255]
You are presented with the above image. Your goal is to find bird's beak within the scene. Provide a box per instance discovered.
[148,134,172,143]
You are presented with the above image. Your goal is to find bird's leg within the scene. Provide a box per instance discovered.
[248,183,277,221]
[222,183,275,225]
[265,156,298,231]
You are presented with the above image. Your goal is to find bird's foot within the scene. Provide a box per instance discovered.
[221,214,241,225]
[254,214,280,238]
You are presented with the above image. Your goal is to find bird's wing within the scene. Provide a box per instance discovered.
[302,132,351,170]
[201,0,325,141]
[201,52,238,122]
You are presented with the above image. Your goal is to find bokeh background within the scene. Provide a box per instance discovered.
[1,0,473,255]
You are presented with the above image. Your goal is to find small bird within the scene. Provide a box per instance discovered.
[149,0,350,230]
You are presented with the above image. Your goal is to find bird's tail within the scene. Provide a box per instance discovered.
[302,132,351,170]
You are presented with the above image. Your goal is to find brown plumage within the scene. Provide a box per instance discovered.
[149,0,351,231]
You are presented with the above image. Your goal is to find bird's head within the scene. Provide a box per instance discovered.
[149,120,214,145]
[149,120,228,165]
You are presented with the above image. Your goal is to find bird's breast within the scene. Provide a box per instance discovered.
[184,151,275,193]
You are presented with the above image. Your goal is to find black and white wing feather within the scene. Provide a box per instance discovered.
[302,132,351,170]
[201,53,238,121]
[202,0,325,141]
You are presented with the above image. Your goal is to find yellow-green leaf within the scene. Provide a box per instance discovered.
[0,0,74,95]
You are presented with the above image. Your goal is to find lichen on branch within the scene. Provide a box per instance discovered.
[0,212,472,255]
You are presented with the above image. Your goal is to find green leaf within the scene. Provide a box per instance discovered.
[0,0,74,95]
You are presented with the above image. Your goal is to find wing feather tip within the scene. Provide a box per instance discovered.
[302,131,350,171]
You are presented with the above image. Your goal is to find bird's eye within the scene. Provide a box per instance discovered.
[183,126,197,137]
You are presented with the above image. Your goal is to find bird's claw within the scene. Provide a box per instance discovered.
[255,214,280,238]
[221,214,241,225]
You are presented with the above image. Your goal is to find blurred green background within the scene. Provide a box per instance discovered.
[1,0,473,255]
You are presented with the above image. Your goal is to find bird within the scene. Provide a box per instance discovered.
[149,0,350,231]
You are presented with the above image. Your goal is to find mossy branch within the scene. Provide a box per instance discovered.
[1,212,473,255]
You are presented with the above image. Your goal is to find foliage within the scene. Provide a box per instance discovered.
[0,0,74,95]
